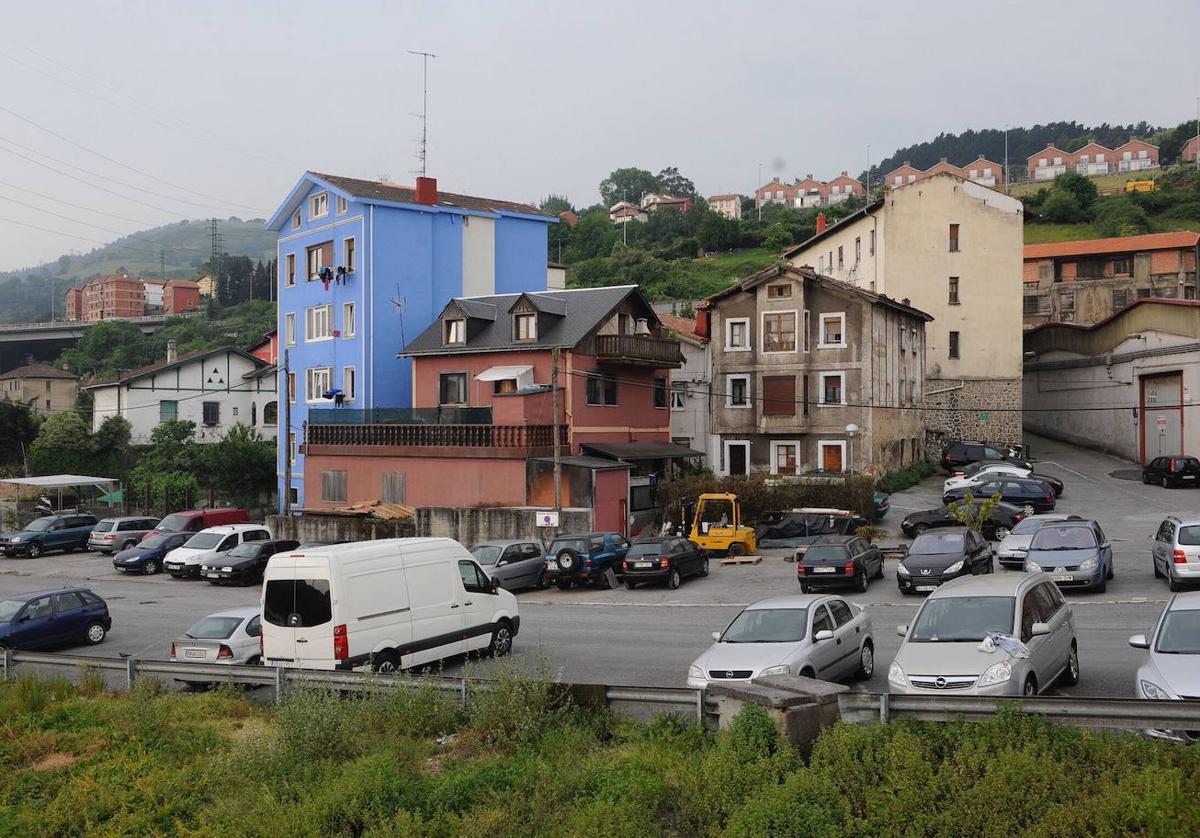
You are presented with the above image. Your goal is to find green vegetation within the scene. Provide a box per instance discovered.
[947,491,1004,531]
[1,672,1198,836]
[657,473,877,522]
[875,460,936,495]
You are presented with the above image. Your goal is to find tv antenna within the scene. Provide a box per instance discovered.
[389,285,407,350]
[409,50,438,177]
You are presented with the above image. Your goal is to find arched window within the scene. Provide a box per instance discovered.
[263,401,278,425]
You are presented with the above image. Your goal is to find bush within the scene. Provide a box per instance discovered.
[1094,196,1150,237]
[876,459,936,494]
[657,473,877,524]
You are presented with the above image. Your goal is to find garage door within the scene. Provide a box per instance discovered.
[1141,373,1183,463]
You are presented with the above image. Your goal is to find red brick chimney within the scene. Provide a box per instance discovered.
[816,213,827,233]
[695,308,710,339]
[415,176,438,206]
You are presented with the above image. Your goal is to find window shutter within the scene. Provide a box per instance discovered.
[382,472,406,504]
[762,375,796,416]
[321,241,334,267]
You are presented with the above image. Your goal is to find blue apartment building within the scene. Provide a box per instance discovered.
[265,172,558,509]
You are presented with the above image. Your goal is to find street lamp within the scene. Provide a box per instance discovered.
[845,423,860,475]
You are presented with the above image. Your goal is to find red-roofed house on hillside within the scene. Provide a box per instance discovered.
[755,177,796,209]
[1183,135,1200,163]
[884,162,923,188]
[1115,139,1159,173]
[707,194,742,220]
[163,279,202,315]
[0,363,79,414]
[81,274,145,320]
[1027,145,1076,181]
[1023,232,1200,328]
[885,156,1005,189]
[823,172,865,205]
[64,286,83,321]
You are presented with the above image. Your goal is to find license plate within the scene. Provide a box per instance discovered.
[635,561,653,569]
[1184,475,1196,480]
[812,566,837,573]
[206,572,221,578]
[184,649,206,659]
[915,585,938,592]
[1053,575,1073,582]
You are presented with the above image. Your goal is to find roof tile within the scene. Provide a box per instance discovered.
[1024,232,1200,261]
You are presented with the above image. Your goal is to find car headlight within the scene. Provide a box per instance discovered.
[688,665,704,679]
[1078,557,1098,571]
[221,566,233,572]
[9,536,20,543]
[888,661,906,687]
[759,664,791,677]
[1140,679,1174,700]
[1025,560,1042,572]
[944,560,964,574]
[896,563,910,576]
[978,661,1012,687]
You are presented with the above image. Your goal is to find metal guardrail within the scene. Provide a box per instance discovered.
[839,691,1200,731]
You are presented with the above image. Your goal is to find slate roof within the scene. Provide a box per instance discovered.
[84,346,265,389]
[309,172,552,217]
[0,363,78,381]
[402,286,647,356]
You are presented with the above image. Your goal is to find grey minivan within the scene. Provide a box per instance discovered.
[88,516,161,555]
[469,540,547,591]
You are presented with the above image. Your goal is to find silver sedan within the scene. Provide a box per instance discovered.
[170,606,262,682]
[1131,591,1200,742]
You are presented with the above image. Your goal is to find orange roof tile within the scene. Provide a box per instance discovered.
[1024,232,1200,261]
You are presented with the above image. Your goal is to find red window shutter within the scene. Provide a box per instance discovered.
[762,375,796,416]
[321,241,334,266]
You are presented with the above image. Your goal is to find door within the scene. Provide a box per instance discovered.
[458,559,500,653]
[262,575,332,665]
[822,444,843,473]
[826,599,861,679]
[516,543,545,586]
[808,604,842,678]
[404,560,465,667]
[52,592,88,642]
[1032,582,1070,677]
[9,596,58,649]
[1153,520,1173,576]
[1018,590,1051,689]
[1141,373,1183,462]
[491,546,521,588]
[45,520,71,550]
[726,441,749,476]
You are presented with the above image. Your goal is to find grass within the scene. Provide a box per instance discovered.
[1,672,1199,835]
[1024,217,1200,244]
[1008,170,1167,200]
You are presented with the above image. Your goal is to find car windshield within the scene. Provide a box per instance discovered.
[226,543,261,559]
[139,534,170,549]
[23,519,53,532]
[1177,526,1200,546]
[910,596,1015,642]
[183,532,223,549]
[1031,527,1096,550]
[0,600,25,621]
[470,545,502,565]
[1011,518,1053,536]
[93,521,115,533]
[721,608,809,643]
[184,616,244,640]
[1157,610,1200,654]
[910,533,964,555]
[626,542,665,558]
[157,513,191,531]
[549,538,588,554]
[804,545,850,561]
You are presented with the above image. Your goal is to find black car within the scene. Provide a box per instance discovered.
[620,537,707,590]
[900,502,1025,541]
[897,527,993,594]
[1142,456,1200,489]
[796,535,884,593]
[942,477,1056,513]
[201,538,300,585]
[940,441,1031,473]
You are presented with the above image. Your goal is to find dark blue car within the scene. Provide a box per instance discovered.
[112,531,190,575]
[543,531,631,589]
[942,477,1056,514]
[0,588,111,649]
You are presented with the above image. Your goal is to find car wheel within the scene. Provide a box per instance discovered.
[26,542,41,559]
[1162,476,1171,489]
[727,543,746,558]
[122,540,136,551]
[536,569,549,589]
[142,560,158,575]
[488,621,513,658]
[369,650,399,673]
[698,557,710,577]
[245,655,262,667]
[667,569,682,590]
[855,568,868,593]
[624,579,637,590]
[555,548,580,575]
[84,621,106,645]
[993,526,1011,541]
[1023,675,1037,696]
[800,583,811,594]
[912,523,929,535]
[855,641,874,680]
[1022,505,1035,517]
[1059,642,1080,687]
[555,579,572,591]
[874,559,885,580]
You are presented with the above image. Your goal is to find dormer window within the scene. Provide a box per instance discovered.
[514,312,537,341]
[309,192,329,219]
[444,318,465,345]
[291,210,302,229]
[336,195,347,214]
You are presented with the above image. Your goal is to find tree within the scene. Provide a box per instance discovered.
[198,423,276,501]
[1094,197,1150,237]
[0,402,39,469]
[1039,190,1086,224]
[539,194,575,214]
[599,167,659,208]
[656,166,696,198]
[564,211,619,263]
[28,412,93,476]
[91,415,132,476]
[57,320,150,381]
[697,212,741,252]
[947,491,1003,531]
[763,224,793,251]
[129,420,201,514]
[1053,172,1099,216]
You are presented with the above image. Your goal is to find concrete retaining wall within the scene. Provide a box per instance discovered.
[267,514,416,544]
[416,507,593,546]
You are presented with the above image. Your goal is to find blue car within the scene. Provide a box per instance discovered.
[1023,520,1114,593]
[0,587,111,649]
[544,531,631,589]
[112,531,190,575]
[2,513,98,559]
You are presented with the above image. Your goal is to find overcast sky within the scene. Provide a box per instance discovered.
[1,0,1197,271]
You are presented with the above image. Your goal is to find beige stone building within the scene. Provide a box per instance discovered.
[782,173,1025,446]
[0,363,79,414]
[700,264,931,477]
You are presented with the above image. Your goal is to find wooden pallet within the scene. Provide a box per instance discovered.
[719,554,763,566]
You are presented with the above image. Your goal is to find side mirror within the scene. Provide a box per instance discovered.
[711,631,721,641]
[814,629,834,642]
[491,579,501,593]
[1031,622,1051,637]
[1128,634,1150,649]
[18,615,30,623]
[896,624,908,637]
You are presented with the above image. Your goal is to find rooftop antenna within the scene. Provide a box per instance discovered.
[409,50,438,177]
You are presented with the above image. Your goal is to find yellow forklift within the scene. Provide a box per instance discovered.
[686,493,757,556]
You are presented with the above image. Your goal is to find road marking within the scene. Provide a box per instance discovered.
[521,596,1169,609]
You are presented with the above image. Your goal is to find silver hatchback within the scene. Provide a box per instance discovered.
[1151,516,1200,592]
[87,516,161,555]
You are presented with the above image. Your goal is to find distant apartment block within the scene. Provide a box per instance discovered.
[1023,232,1200,328]
[640,192,693,214]
[707,193,742,220]
[143,279,165,313]
[1026,140,1159,181]
[753,173,865,210]
[81,274,145,320]
[64,286,82,320]
[884,156,1005,189]
[1182,135,1200,163]
[163,279,201,315]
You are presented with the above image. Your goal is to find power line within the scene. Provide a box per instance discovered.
[0,214,173,259]
[0,176,155,225]
[0,191,140,237]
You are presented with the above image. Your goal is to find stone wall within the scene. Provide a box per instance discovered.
[416,506,593,547]
[923,377,1023,454]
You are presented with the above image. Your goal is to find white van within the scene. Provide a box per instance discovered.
[260,538,520,672]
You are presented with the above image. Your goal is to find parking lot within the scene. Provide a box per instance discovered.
[1,434,1194,696]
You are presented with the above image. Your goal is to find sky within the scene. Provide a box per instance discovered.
[1,0,1198,272]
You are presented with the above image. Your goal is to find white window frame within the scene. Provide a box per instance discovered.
[722,439,751,477]
[670,382,687,411]
[336,195,348,214]
[761,309,798,354]
[287,372,296,405]
[309,191,329,220]
[291,210,301,230]
[725,374,751,409]
[305,366,333,404]
[305,304,334,342]
[285,312,296,346]
[342,302,356,338]
[285,253,296,287]
[724,317,750,352]
[818,371,846,406]
[342,366,356,402]
[344,236,356,272]
[816,440,848,473]
[818,312,847,349]
[770,440,803,476]
[514,312,538,341]
[445,318,465,345]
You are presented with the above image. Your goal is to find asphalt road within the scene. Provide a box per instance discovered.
[0,434,1193,697]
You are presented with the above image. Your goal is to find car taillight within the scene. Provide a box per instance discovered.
[796,565,807,575]
[660,556,669,569]
[621,560,628,572]
[1013,513,1025,522]
[1174,549,1188,564]
[844,561,856,574]
[103,534,117,541]
[217,645,233,660]
[1045,494,1054,503]
[170,642,176,658]
[333,624,348,660]
[1171,460,1178,472]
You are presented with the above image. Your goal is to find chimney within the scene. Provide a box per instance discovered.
[415,176,438,206]
[816,213,827,233]
[806,173,813,180]
[23,354,33,366]
[166,340,177,364]
[695,308,710,339]
[940,157,948,163]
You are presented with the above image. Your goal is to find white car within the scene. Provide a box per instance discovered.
[943,463,1032,494]
[164,524,271,579]
[170,606,262,670]
[687,594,874,689]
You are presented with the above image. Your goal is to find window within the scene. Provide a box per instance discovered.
[767,284,792,298]
[439,372,467,405]
[617,313,632,334]
[670,383,687,410]
[306,241,333,280]
[818,313,846,348]
[458,560,492,593]
[342,302,355,338]
[285,253,295,287]
[321,470,347,503]
[202,401,220,427]
[723,440,750,476]
[812,606,834,636]
[1058,290,1075,312]
[837,246,844,270]
[949,223,960,252]
[725,317,750,351]
[819,372,844,405]
[771,441,800,475]
[444,318,465,345]
[288,372,296,404]
[802,374,810,415]
[762,375,795,416]
[803,310,810,352]
[1113,257,1132,275]
[382,472,406,505]
[309,192,329,219]
[948,331,960,359]
[1112,289,1129,310]
[306,367,333,402]
[336,195,347,214]
[854,237,861,263]
[291,210,301,229]
[305,304,333,341]
[344,237,356,272]
[264,401,278,424]
[285,312,296,345]
[514,312,537,341]
[159,400,178,423]
[818,255,825,273]
[900,326,908,351]
[288,432,296,465]
[763,311,797,352]
[585,372,618,406]
[653,377,668,409]
[343,367,356,401]
[948,276,959,304]
[1023,296,1042,315]
[726,374,750,408]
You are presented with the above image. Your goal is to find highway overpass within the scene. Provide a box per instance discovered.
[0,316,179,373]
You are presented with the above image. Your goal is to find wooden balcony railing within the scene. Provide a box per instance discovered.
[594,334,683,367]
[306,423,566,449]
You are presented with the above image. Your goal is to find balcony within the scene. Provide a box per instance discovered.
[593,334,683,367]
[304,423,567,458]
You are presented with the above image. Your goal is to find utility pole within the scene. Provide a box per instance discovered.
[283,349,293,514]
[1004,125,1010,194]
[757,162,763,222]
[409,50,438,177]
[551,347,561,513]
[866,144,871,194]
[159,248,166,282]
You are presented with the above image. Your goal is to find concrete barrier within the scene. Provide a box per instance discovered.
[266,514,416,544]
[706,674,848,755]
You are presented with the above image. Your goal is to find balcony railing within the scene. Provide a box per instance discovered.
[306,423,566,449]
[594,334,683,367]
